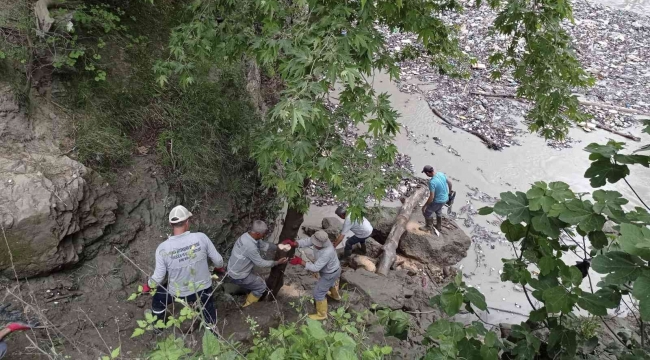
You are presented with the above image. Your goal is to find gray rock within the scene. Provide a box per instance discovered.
[398,219,470,266]
[364,237,383,258]
[0,84,118,278]
[321,216,342,230]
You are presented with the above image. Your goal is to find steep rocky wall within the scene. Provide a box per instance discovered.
[0,84,118,277]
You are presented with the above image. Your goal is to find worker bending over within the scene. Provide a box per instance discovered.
[333,206,373,258]
[284,230,341,320]
[144,205,224,326]
[228,220,288,307]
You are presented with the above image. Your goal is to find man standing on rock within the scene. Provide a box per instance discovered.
[283,230,341,320]
[228,220,288,307]
[333,206,374,258]
[420,165,453,234]
[144,205,224,327]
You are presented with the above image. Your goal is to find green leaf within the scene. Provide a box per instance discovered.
[494,192,530,224]
[539,256,557,276]
[584,158,629,188]
[127,293,137,301]
[548,327,577,358]
[577,293,616,316]
[202,330,221,356]
[532,213,561,238]
[480,345,498,360]
[269,348,286,360]
[633,275,650,321]
[131,328,145,338]
[588,231,608,250]
[306,319,327,340]
[584,143,620,158]
[440,292,464,316]
[542,286,578,313]
[592,190,628,215]
[484,331,498,347]
[478,206,493,215]
[529,196,556,213]
[560,265,583,286]
[111,347,120,359]
[528,307,547,322]
[547,182,574,201]
[558,200,605,232]
[618,223,650,261]
[464,287,487,311]
[426,319,465,342]
[591,251,644,284]
[500,221,527,242]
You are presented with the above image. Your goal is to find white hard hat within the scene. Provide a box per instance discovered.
[311,230,329,247]
[169,205,192,224]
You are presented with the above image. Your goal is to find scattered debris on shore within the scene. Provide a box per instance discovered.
[381,0,650,149]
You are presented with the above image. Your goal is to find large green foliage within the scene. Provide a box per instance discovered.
[156,0,591,217]
[426,121,650,359]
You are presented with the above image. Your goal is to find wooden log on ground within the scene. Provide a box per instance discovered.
[595,122,641,142]
[376,186,428,276]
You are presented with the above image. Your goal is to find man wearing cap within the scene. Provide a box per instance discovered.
[421,165,453,233]
[227,220,289,307]
[283,230,341,320]
[332,206,373,259]
[143,205,224,326]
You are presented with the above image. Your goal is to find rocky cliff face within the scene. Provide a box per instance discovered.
[0,84,118,277]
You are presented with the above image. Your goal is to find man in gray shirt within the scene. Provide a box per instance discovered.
[284,230,341,321]
[142,205,224,326]
[228,220,288,307]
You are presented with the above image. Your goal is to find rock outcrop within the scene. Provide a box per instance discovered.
[398,219,470,266]
[0,84,118,277]
[370,206,471,267]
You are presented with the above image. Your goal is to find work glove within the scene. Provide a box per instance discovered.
[6,322,32,332]
[289,256,304,266]
[281,239,298,248]
[141,284,151,293]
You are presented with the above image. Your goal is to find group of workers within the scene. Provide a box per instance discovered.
[139,165,451,330]
[0,165,452,357]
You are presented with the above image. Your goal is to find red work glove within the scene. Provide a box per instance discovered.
[290,256,304,265]
[142,284,151,293]
[281,239,298,248]
[6,322,32,332]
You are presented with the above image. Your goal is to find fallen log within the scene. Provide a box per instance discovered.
[595,122,641,142]
[376,186,428,276]
[424,100,503,150]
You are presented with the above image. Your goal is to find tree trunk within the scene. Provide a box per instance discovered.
[376,186,428,276]
[263,205,303,300]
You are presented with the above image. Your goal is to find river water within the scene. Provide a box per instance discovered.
[299,0,650,325]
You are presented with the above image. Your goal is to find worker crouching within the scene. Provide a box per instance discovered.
[284,230,341,321]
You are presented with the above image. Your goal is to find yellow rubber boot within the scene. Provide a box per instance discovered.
[327,281,342,301]
[308,299,328,321]
[242,293,260,308]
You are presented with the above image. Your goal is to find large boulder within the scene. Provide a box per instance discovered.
[369,206,470,267]
[0,85,118,277]
[0,154,117,277]
[398,219,470,266]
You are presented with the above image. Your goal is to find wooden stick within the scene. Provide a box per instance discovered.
[44,292,82,303]
[595,123,641,142]
[424,100,503,150]
[376,186,428,276]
